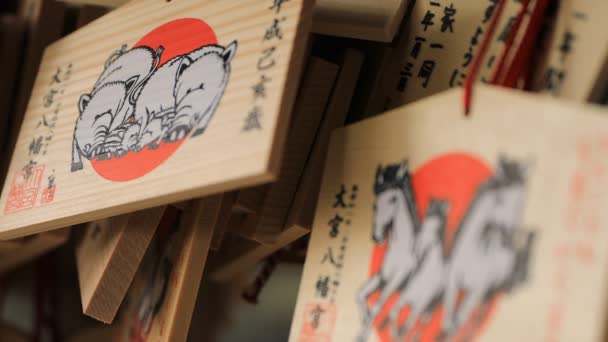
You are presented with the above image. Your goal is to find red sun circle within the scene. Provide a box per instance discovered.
[368,153,498,342]
[90,18,218,182]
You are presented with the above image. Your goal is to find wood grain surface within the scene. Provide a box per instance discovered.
[251,56,339,244]
[75,206,165,323]
[290,86,608,342]
[0,0,314,240]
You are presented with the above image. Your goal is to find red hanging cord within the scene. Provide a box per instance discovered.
[502,0,551,88]
[491,0,532,84]
[463,0,508,115]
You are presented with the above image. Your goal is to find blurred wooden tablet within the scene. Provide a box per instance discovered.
[114,198,219,342]
[210,192,237,250]
[212,49,363,281]
[0,0,314,240]
[532,0,608,103]
[62,0,409,42]
[312,0,410,42]
[76,206,165,323]
[233,185,268,214]
[286,49,364,235]
[289,86,608,341]
[248,57,339,244]
[375,0,529,109]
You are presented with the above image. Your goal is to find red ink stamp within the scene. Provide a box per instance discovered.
[4,165,45,215]
[299,303,336,342]
[40,184,56,206]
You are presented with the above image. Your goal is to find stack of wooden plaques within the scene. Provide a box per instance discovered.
[211,48,364,282]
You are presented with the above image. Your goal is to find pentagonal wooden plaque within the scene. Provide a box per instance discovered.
[290,86,608,341]
[0,0,313,239]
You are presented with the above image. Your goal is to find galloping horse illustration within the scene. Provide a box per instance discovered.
[387,199,450,341]
[356,160,420,342]
[358,156,537,342]
[440,157,536,339]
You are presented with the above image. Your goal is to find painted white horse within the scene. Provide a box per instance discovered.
[441,157,535,339]
[386,199,450,341]
[356,161,420,342]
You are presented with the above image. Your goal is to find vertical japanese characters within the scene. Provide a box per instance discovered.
[298,184,358,340]
[244,0,291,131]
[540,10,585,95]
[317,184,358,302]
[4,64,72,214]
[387,0,526,108]
[450,0,508,87]
[396,1,453,94]
[546,137,607,340]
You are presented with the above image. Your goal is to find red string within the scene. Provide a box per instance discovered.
[463,0,508,115]
[491,0,532,84]
[502,0,551,88]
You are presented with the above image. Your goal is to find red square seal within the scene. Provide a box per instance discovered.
[299,303,336,342]
[40,184,56,206]
[4,165,45,215]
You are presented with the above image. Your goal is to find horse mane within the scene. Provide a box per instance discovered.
[426,199,448,236]
[449,157,527,254]
[402,174,420,233]
[374,162,420,232]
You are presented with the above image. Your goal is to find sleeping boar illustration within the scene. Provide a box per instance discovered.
[70,40,237,173]
[133,41,237,149]
[71,46,163,171]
